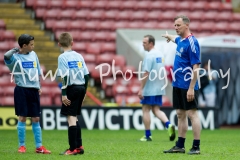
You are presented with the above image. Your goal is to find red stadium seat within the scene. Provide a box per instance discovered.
[162,95,172,107]
[116,11,133,21]
[188,11,203,22]
[92,32,109,42]
[68,31,81,41]
[2,30,15,41]
[202,11,218,22]
[48,0,63,9]
[86,62,96,73]
[26,0,34,8]
[228,22,240,34]
[115,94,126,106]
[106,1,123,10]
[45,19,56,30]
[102,77,116,90]
[200,22,215,32]
[51,86,61,99]
[190,21,201,32]
[0,20,6,30]
[101,43,116,53]
[91,64,112,81]
[157,21,174,30]
[58,9,75,20]
[41,86,52,97]
[40,96,52,106]
[0,41,10,52]
[86,43,101,55]
[113,55,126,69]
[96,53,114,65]
[79,0,92,9]
[8,41,18,49]
[178,1,193,11]
[68,21,85,31]
[214,22,229,33]
[77,31,93,42]
[84,21,100,31]
[127,21,143,29]
[147,11,162,21]
[54,96,62,106]
[53,21,69,32]
[125,95,140,104]
[112,21,128,30]
[165,1,180,11]
[221,2,233,12]
[98,21,114,31]
[134,1,150,11]
[72,42,87,53]
[207,2,223,12]
[4,86,15,96]
[128,84,140,95]
[232,13,240,22]
[35,8,45,19]
[88,10,104,20]
[92,1,107,10]
[0,65,11,76]
[34,0,48,9]
[108,32,116,42]
[44,9,60,20]
[63,0,80,9]
[161,11,177,21]
[131,11,147,21]
[150,1,163,10]
[121,1,137,10]
[112,85,129,96]
[103,10,119,21]
[83,54,96,64]
[192,1,207,11]
[72,10,90,20]
[1,96,14,106]
[142,21,158,29]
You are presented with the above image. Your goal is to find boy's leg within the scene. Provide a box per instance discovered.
[140,105,152,141]
[76,121,84,154]
[17,117,26,152]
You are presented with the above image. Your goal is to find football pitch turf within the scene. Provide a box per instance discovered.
[0,129,239,160]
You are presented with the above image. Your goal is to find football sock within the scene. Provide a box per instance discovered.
[145,130,151,138]
[17,121,26,147]
[165,121,170,129]
[193,139,200,148]
[76,121,82,147]
[68,126,77,151]
[176,137,185,148]
[32,122,42,148]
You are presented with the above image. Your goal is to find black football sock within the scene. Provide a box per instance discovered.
[193,139,200,149]
[76,121,82,147]
[176,137,185,148]
[68,126,77,151]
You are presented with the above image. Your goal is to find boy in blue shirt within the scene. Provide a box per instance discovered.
[162,15,201,155]
[138,35,175,142]
[57,32,89,155]
[4,34,51,154]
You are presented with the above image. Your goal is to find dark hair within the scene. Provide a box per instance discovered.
[174,15,190,24]
[18,34,34,48]
[144,35,155,46]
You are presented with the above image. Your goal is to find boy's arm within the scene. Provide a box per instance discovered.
[84,74,89,93]
[4,48,19,60]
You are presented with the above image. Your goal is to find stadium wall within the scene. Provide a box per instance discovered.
[0,107,219,130]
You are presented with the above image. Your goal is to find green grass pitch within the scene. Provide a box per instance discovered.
[0,129,239,160]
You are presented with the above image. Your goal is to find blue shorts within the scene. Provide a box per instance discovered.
[14,86,41,117]
[140,95,162,106]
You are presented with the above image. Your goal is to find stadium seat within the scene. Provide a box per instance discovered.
[91,64,112,81]
[79,0,92,9]
[127,21,143,29]
[41,78,58,87]
[200,22,215,32]
[3,86,15,96]
[1,96,14,106]
[157,21,174,30]
[54,96,62,106]
[92,1,108,10]
[214,22,229,33]
[33,0,48,9]
[2,30,15,41]
[190,21,200,32]
[178,1,193,11]
[85,63,96,73]
[228,22,240,34]
[101,43,116,53]
[26,0,34,8]
[131,11,147,21]
[63,0,80,9]
[44,9,60,20]
[79,32,94,42]
[142,21,158,29]
[40,96,52,106]
[162,95,172,107]
[134,1,150,11]
[41,86,52,97]
[51,86,61,99]
[207,2,223,12]
[112,21,128,30]
[115,94,126,106]
[192,1,207,11]
[68,31,81,41]
[106,1,123,10]
[0,20,6,30]
[122,65,136,79]
[68,21,85,31]
[92,32,109,42]
[112,85,129,96]
[98,21,114,31]
[35,8,45,19]
[121,1,137,10]
[147,11,162,21]
[232,13,240,22]
[0,41,10,52]
[103,10,119,21]
[53,21,69,32]
[202,11,218,22]
[128,84,140,95]
[88,10,104,20]
[165,1,180,11]
[48,0,63,9]
[108,32,116,42]
[96,53,114,65]
[58,9,75,20]
[125,95,140,105]
[161,11,177,21]
[72,10,90,20]
[188,11,203,21]
[150,1,164,10]
[8,41,18,49]
[86,43,101,55]
[81,53,95,64]
[45,19,56,30]
[72,42,87,53]
[116,11,133,21]
[113,55,126,69]
[84,21,100,31]
[102,77,115,90]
